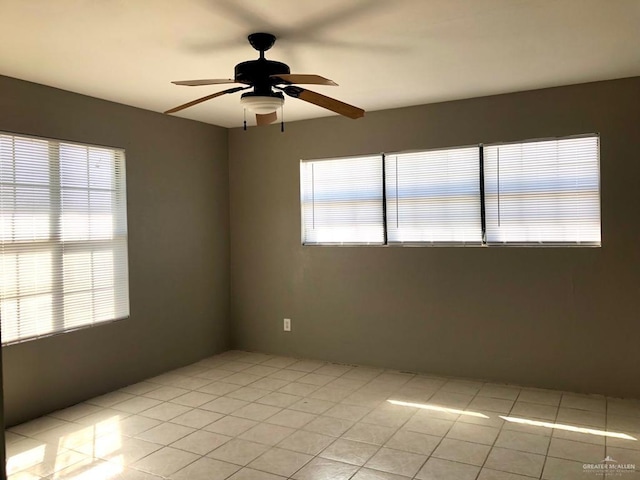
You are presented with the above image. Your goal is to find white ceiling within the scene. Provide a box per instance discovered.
[1,0,639,128]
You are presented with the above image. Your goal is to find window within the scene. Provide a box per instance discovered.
[300,134,600,247]
[385,147,482,244]
[0,132,129,345]
[484,136,600,245]
[300,155,384,245]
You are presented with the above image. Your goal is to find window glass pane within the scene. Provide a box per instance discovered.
[386,147,482,244]
[484,136,600,245]
[301,155,384,245]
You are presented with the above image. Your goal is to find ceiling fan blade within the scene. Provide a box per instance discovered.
[164,86,247,114]
[256,112,278,126]
[282,86,364,119]
[270,74,338,86]
[172,79,238,86]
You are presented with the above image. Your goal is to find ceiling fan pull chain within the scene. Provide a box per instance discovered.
[281,105,285,133]
[243,108,247,131]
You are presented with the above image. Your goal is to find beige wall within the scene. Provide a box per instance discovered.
[228,77,640,399]
[0,75,231,426]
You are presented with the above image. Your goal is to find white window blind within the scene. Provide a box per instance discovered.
[300,155,384,245]
[385,147,482,244]
[0,132,129,345]
[484,135,600,245]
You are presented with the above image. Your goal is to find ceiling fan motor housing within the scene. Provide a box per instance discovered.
[235,59,290,94]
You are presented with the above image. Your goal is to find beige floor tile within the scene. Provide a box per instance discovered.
[278,383,321,397]
[228,467,287,479]
[270,369,308,382]
[208,439,270,466]
[142,386,190,402]
[170,391,217,408]
[228,387,272,402]
[288,360,326,373]
[292,457,358,480]
[256,392,301,408]
[111,397,163,415]
[551,426,605,446]
[364,447,428,477]
[403,416,454,437]
[606,446,640,467]
[547,437,605,463]
[309,387,352,403]
[495,429,550,454]
[224,373,263,387]
[170,457,240,480]
[131,446,199,477]
[560,394,606,413]
[265,409,317,429]
[200,397,248,415]
[360,406,414,428]
[139,402,191,421]
[477,468,535,479]
[556,407,606,428]
[231,402,281,422]
[244,365,280,378]
[518,390,562,406]
[170,430,231,455]
[251,378,290,391]
[441,380,483,396]
[542,456,592,480]
[238,423,295,446]
[415,457,480,480]
[170,408,223,429]
[385,430,440,456]
[248,447,313,477]
[298,373,336,387]
[325,404,371,422]
[261,357,298,369]
[303,416,354,437]
[277,430,335,455]
[198,382,242,396]
[432,438,491,466]
[117,415,162,438]
[510,401,558,421]
[468,396,514,414]
[289,398,335,415]
[320,438,379,466]
[476,385,521,401]
[134,423,195,445]
[483,446,545,477]
[342,423,397,445]
[446,422,500,445]
[351,468,410,480]
[607,414,640,432]
[204,416,258,437]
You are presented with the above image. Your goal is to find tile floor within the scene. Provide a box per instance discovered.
[5,350,640,480]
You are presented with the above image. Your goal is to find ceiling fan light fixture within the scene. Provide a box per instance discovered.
[240,95,284,114]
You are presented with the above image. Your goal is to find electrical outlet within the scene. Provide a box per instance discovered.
[283,318,291,332]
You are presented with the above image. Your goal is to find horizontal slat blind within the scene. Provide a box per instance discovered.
[385,147,482,244]
[301,155,384,245]
[0,132,129,345]
[484,136,600,245]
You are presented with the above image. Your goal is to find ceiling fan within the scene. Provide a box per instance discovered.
[164,33,365,127]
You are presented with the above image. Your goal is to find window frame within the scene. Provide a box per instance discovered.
[482,133,601,247]
[300,153,385,246]
[384,144,484,246]
[300,133,601,248]
[0,130,130,346]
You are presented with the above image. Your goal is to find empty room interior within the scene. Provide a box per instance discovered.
[1,1,640,479]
